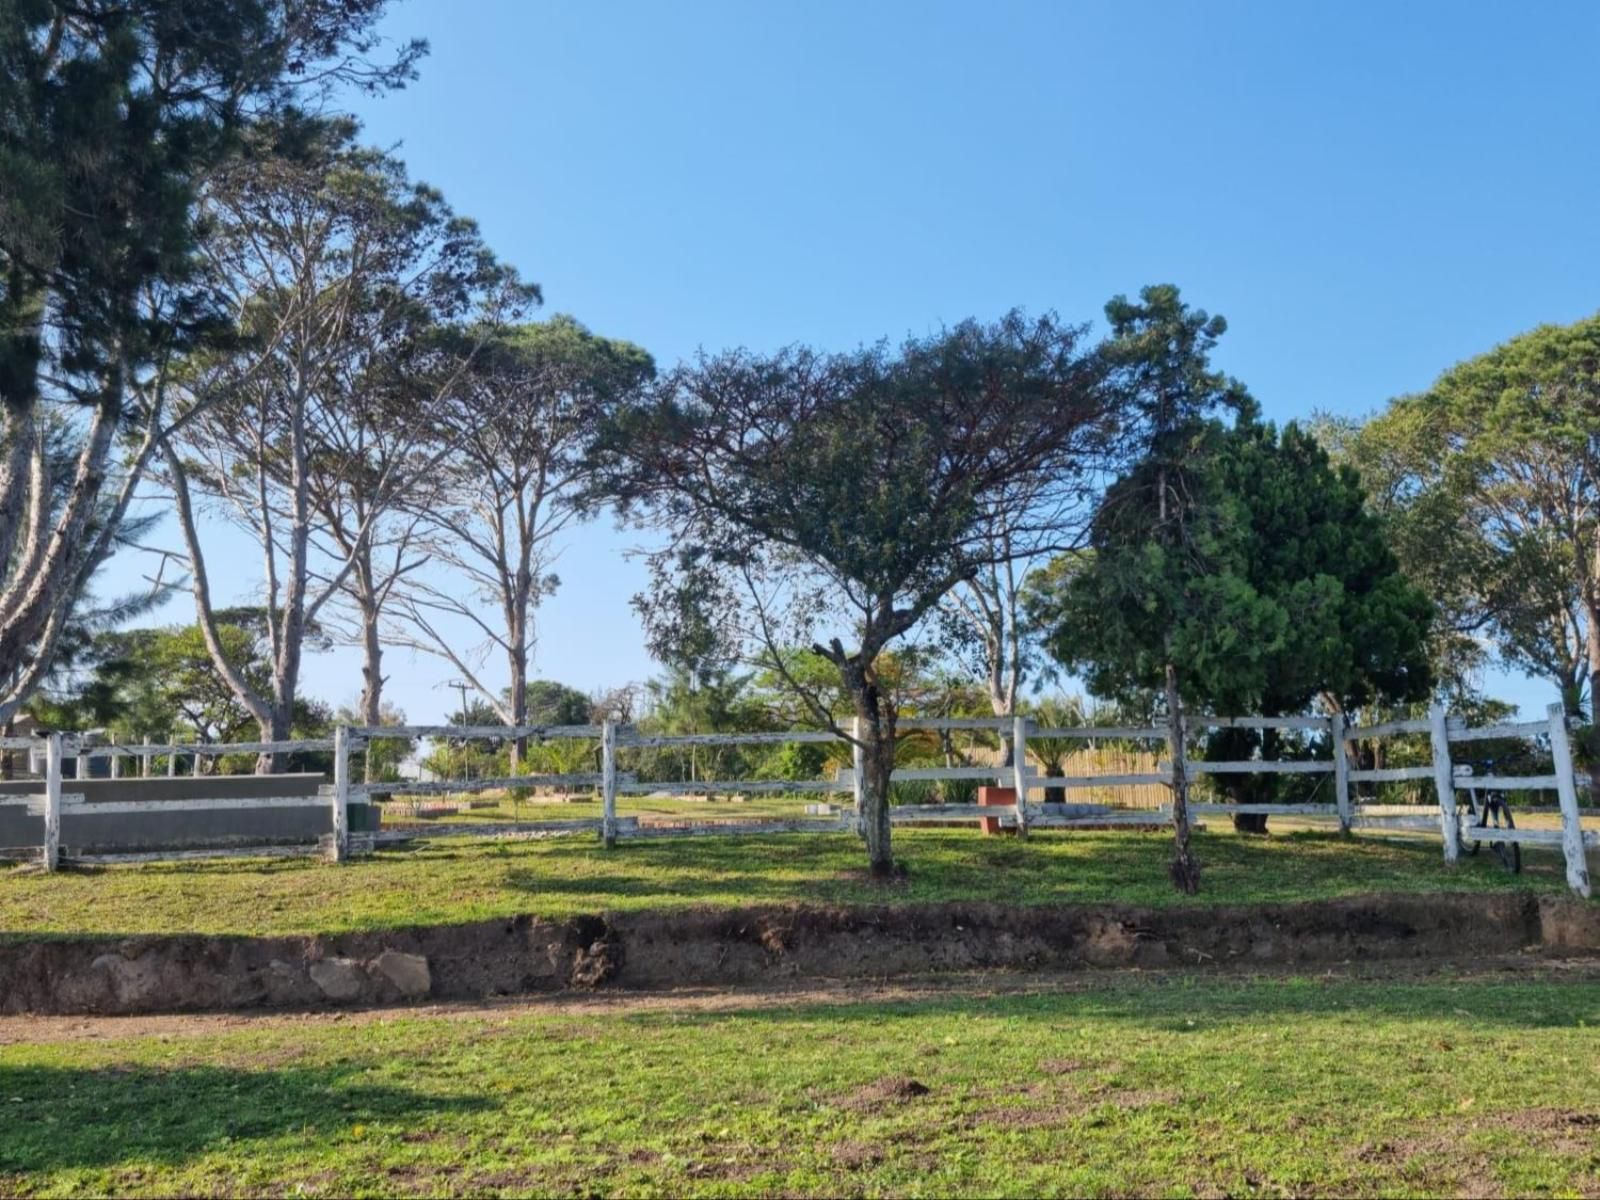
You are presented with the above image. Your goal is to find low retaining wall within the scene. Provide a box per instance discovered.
[3,892,1596,1016]
[0,775,331,854]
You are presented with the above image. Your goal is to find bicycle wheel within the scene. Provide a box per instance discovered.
[1481,797,1521,875]
[1463,790,1484,856]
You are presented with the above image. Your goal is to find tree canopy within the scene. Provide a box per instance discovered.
[591,309,1112,874]
[1039,422,1433,715]
[1355,313,1600,783]
[0,0,421,725]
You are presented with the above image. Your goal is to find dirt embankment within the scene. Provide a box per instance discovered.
[2,893,1596,1017]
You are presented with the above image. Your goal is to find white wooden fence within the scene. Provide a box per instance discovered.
[10,703,1594,897]
[3,732,337,869]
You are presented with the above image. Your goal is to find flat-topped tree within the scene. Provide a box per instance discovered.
[591,311,1110,876]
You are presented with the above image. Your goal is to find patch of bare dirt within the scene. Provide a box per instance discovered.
[680,1158,784,1182]
[832,1141,887,1168]
[1490,1108,1600,1155]
[835,1075,932,1112]
[1350,1133,1504,1199]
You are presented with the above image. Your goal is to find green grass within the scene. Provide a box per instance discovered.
[3,974,1598,1196]
[0,827,1578,940]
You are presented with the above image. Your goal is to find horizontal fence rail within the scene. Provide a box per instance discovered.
[68,739,334,758]
[1446,719,1551,742]
[1345,718,1431,739]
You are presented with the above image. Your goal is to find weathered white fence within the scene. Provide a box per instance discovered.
[11,703,1594,897]
[4,733,338,869]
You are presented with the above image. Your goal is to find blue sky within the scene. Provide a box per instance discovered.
[110,0,1600,721]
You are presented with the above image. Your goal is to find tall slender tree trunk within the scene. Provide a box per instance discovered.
[1581,590,1600,797]
[508,614,528,774]
[1164,661,1200,893]
[1156,456,1200,892]
[360,607,384,785]
[989,651,1015,767]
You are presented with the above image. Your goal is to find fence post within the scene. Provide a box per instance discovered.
[1012,714,1030,838]
[851,716,866,837]
[110,743,120,780]
[43,732,62,872]
[141,735,151,777]
[1428,704,1460,864]
[1546,702,1591,899]
[329,724,349,863]
[601,718,617,849]
[1330,711,1351,834]
[167,731,176,778]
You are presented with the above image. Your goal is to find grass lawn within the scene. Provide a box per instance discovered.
[0,827,1581,940]
[2,973,1598,1196]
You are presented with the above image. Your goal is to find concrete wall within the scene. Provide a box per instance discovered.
[0,774,332,854]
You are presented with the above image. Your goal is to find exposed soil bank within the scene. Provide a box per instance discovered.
[2,892,1596,1016]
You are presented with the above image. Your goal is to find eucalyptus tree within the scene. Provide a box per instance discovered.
[0,0,421,724]
[935,512,1063,766]
[1356,314,1600,785]
[163,117,529,769]
[590,311,1112,876]
[393,315,654,771]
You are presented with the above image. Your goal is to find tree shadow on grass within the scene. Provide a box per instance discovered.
[494,828,1556,911]
[0,1061,491,1174]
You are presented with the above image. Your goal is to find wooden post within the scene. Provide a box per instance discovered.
[330,724,350,862]
[601,718,618,849]
[1546,702,1592,898]
[110,743,120,780]
[141,736,151,778]
[1330,711,1351,834]
[851,716,866,837]
[43,732,62,872]
[1012,714,1030,838]
[166,732,176,778]
[1428,704,1460,863]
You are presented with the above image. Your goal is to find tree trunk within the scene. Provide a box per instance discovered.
[1584,600,1600,798]
[256,706,292,775]
[360,605,383,784]
[1164,662,1201,893]
[858,715,897,877]
[509,642,527,775]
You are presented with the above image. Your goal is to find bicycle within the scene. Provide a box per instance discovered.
[1461,785,1521,874]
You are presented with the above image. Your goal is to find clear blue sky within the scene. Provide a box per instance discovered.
[114,0,1600,722]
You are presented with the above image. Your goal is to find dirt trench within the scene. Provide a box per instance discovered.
[1,892,1595,1017]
